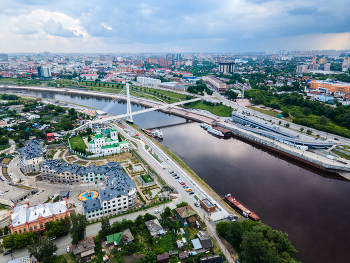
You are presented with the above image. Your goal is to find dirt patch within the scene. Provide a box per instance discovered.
[89,161,105,166]
[75,160,89,166]
[66,156,77,162]
[106,152,132,162]
[1,158,11,164]
[123,254,144,263]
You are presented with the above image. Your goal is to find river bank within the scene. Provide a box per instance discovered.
[3,88,350,262]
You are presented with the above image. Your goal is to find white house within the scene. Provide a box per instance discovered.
[89,129,129,155]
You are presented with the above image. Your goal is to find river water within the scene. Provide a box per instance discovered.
[9,90,350,262]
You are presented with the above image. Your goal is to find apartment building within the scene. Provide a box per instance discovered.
[202,75,227,92]
[18,140,46,174]
[137,76,161,87]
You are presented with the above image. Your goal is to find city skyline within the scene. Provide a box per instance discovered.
[0,0,350,53]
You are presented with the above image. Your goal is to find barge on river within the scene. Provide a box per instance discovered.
[224,194,260,221]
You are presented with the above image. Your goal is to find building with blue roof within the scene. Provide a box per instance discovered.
[18,139,46,174]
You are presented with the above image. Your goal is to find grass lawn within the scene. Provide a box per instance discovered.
[57,79,191,103]
[141,174,154,183]
[185,101,233,117]
[69,135,87,149]
[159,234,177,251]
[0,205,10,210]
[150,153,162,163]
[332,149,350,160]
[248,106,294,122]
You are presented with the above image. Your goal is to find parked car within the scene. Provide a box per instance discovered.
[48,236,56,241]
[172,174,177,177]
[175,176,180,179]
[154,209,161,214]
[184,186,189,189]
[66,246,70,253]
[334,138,339,141]
[189,191,195,195]
[235,260,240,263]
[3,249,12,256]
[194,202,199,206]
[186,188,193,192]
[170,171,175,175]
[180,182,186,185]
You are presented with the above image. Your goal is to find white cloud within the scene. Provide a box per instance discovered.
[0,0,349,52]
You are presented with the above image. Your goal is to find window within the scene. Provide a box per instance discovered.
[40,224,43,229]
[19,229,22,234]
[30,227,33,231]
[34,225,37,230]
[23,228,26,232]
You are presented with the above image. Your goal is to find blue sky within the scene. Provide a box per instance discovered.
[0,0,350,53]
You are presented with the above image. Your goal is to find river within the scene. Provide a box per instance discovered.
[7,90,350,262]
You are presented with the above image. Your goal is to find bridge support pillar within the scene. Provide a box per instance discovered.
[126,83,133,123]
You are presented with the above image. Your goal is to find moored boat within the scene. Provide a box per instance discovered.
[224,194,260,221]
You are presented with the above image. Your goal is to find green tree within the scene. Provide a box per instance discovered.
[225,221,244,249]
[176,202,188,208]
[70,214,87,245]
[100,218,111,239]
[68,108,77,117]
[282,110,289,118]
[240,231,271,263]
[27,237,57,262]
[216,221,229,237]
[143,251,157,263]
[160,206,172,219]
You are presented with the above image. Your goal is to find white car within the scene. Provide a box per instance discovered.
[66,246,70,253]
[154,209,161,214]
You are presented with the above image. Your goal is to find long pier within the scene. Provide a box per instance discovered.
[217,122,350,180]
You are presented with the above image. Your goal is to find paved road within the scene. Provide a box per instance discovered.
[3,127,235,263]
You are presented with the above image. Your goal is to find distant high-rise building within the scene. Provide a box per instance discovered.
[324,63,331,71]
[296,65,309,73]
[312,56,317,64]
[218,62,235,74]
[175,54,182,61]
[318,58,327,64]
[37,66,52,78]
[0,53,8,61]
[165,53,171,61]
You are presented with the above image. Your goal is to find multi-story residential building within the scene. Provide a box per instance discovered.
[218,62,235,74]
[40,160,80,184]
[99,169,137,216]
[9,199,69,234]
[41,159,129,184]
[18,140,46,174]
[202,75,227,92]
[136,76,161,87]
[37,66,52,78]
[88,129,129,156]
[82,165,137,219]
[82,198,103,220]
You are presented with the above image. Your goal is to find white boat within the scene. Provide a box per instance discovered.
[200,123,211,130]
[207,127,224,137]
[153,129,163,139]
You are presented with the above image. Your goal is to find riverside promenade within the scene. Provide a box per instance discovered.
[219,122,350,179]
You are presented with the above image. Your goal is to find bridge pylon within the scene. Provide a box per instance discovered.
[126,83,133,123]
